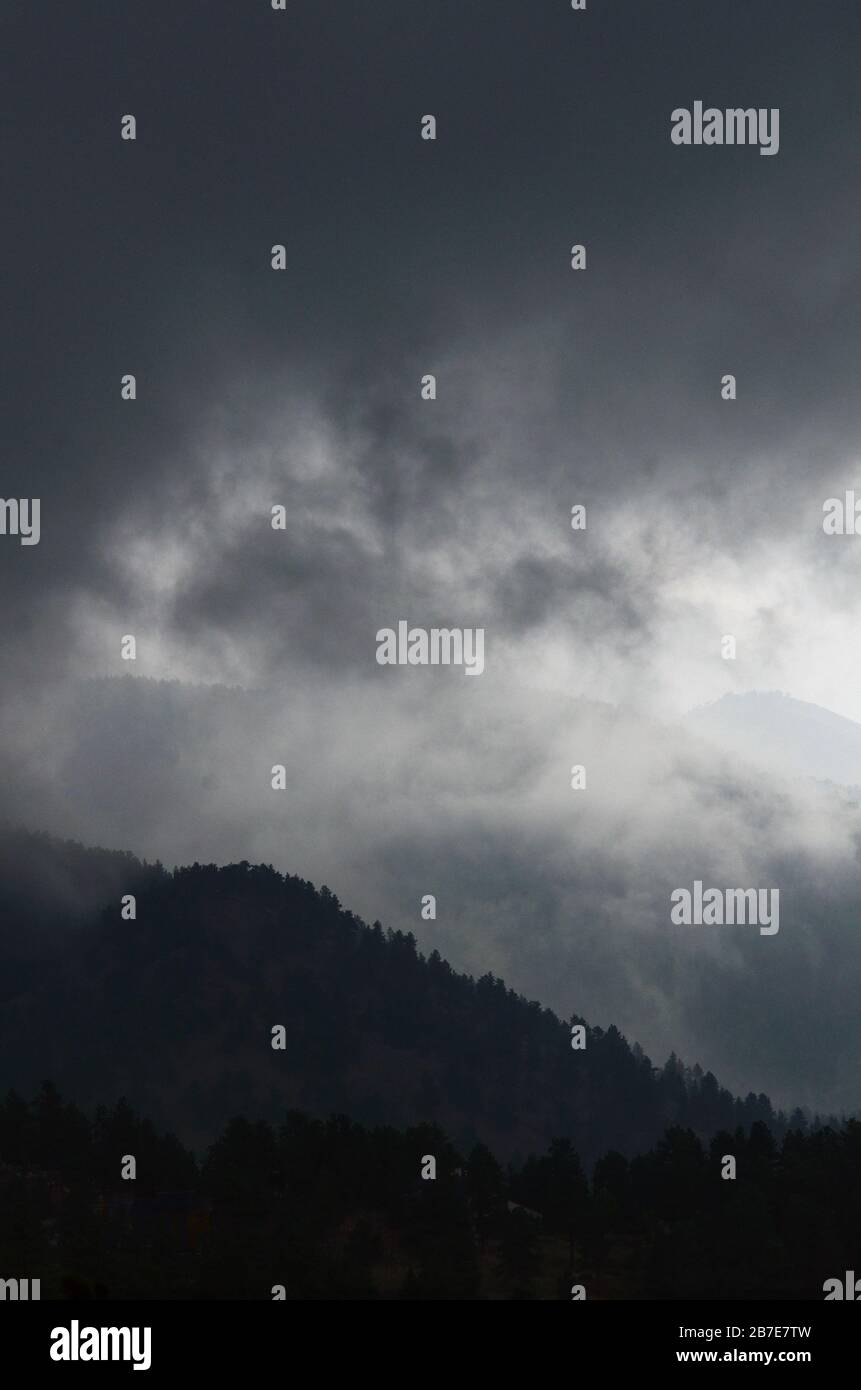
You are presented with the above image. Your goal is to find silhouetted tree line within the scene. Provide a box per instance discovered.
[0,1083,857,1300]
[0,831,824,1164]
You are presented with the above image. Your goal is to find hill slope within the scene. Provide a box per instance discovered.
[0,829,797,1162]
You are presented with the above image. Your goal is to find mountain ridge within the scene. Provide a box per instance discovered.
[0,826,820,1165]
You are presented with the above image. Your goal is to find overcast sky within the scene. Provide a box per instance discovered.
[4,1,861,1116]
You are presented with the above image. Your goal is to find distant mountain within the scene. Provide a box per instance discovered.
[684,691,861,790]
[0,828,801,1165]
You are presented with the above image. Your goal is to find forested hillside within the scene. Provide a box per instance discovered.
[0,830,809,1162]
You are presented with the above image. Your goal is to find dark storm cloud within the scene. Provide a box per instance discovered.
[4,1,860,554]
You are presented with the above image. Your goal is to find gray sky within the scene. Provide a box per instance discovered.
[3,0,861,1116]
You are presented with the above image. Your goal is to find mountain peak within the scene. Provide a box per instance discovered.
[684,691,861,786]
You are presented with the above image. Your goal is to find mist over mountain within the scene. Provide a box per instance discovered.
[684,690,861,791]
[3,674,861,1120]
[2,0,861,1201]
[0,827,806,1166]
